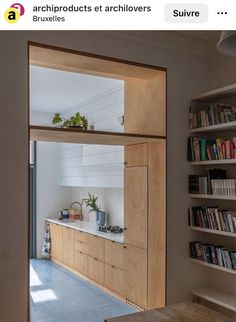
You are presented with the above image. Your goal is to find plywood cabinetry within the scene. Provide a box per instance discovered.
[49,223,63,262]
[124,244,147,308]
[87,234,104,261]
[124,141,166,309]
[124,166,148,249]
[62,227,75,268]
[105,240,124,269]
[124,74,166,136]
[74,250,88,276]
[105,264,125,297]
[88,256,105,284]
[124,143,148,167]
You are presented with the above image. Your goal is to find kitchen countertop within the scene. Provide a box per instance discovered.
[46,218,124,244]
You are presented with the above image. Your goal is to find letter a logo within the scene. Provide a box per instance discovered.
[5,3,25,23]
[5,8,20,23]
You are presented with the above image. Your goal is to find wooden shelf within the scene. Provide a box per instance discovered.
[190,159,236,165]
[190,258,236,275]
[30,126,164,146]
[191,84,236,102]
[189,121,236,133]
[189,194,236,200]
[189,226,236,237]
[190,287,236,312]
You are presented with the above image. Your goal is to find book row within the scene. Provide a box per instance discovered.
[188,207,236,233]
[189,103,236,129]
[190,241,236,270]
[187,137,236,162]
[189,176,236,196]
[188,168,236,196]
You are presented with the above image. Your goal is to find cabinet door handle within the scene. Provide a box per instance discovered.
[94,257,98,261]
[123,246,127,249]
[124,227,127,231]
[124,161,127,165]
[111,265,115,268]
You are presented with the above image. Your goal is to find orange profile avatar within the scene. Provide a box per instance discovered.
[5,3,25,23]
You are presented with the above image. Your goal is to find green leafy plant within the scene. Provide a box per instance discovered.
[52,112,88,130]
[82,192,101,212]
[52,113,63,125]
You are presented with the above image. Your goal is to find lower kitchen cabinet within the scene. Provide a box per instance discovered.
[105,264,124,297]
[105,240,124,269]
[124,244,147,308]
[62,227,75,268]
[87,234,104,261]
[74,250,88,276]
[87,256,105,285]
[49,223,63,262]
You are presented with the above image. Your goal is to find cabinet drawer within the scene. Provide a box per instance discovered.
[74,230,88,243]
[105,264,125,297]
[87,256,104,285]
[74,250,88,276]
[105,240,124,269]
[75,239,88,254]
[125,143,148,167]
[87,235,104,261]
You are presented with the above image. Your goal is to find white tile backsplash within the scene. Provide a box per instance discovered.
[71,187,124,227]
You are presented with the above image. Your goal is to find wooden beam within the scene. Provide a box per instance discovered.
[29,44,164,81]
[30,126,165,146]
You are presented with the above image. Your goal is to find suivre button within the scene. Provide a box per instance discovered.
[165,3,208,23]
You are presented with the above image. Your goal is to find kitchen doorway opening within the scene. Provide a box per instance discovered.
[28,42,167,321]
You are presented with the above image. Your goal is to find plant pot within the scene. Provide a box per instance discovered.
[95,211,107,226]
[68,125,84,129]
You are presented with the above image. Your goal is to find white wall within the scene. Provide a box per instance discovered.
[71,187,124,226]
[58,143,124,188]
[30,110,53,126]
[59,85,124,188]
[0,31,213,322]
[62,85,124,132]
[36,142,71,258]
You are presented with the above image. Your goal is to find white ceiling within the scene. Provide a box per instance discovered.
[30,66,123,113]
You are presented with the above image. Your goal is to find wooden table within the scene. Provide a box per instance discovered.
[105,302,234,322]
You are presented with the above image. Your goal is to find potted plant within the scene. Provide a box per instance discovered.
[52,112,88,130]
[82,193,106,226]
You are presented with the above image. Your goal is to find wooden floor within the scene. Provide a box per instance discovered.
[105,302,234,322]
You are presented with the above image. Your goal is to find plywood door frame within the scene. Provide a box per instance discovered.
[27,41,167,311]
[28,41,166,81]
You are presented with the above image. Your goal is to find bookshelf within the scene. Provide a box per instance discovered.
[189,194,236,200]
[189,226,236,237]
[190,258,236,275]
[190,159,236,165]
[189,121,236,134]
[190,287,236,312]
[188,84,236,314]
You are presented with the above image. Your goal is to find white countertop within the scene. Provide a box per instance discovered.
[46,218,124,244]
